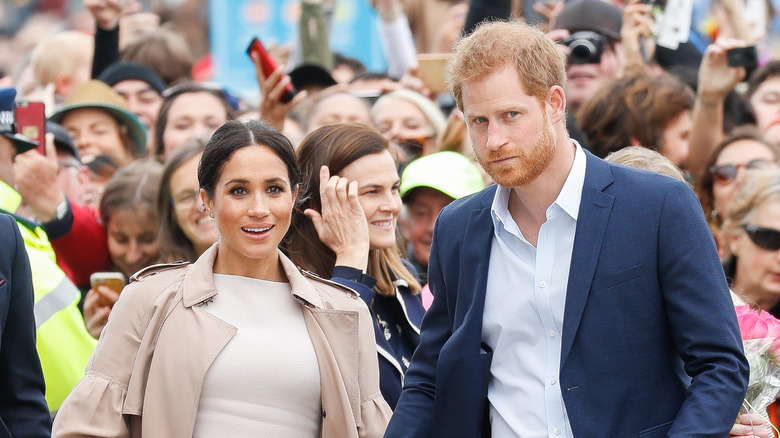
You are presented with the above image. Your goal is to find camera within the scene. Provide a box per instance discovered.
[560,31,606,65]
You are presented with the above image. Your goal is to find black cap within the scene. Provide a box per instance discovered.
[98,61,166,94]
[46,121,80,162]
[289,63,337,91]
[552,0,623,41]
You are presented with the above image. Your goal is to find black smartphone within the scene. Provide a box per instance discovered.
[246,36,296,103]
[726,46,758,68]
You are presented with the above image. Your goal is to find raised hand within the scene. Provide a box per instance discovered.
[304,165,370,272]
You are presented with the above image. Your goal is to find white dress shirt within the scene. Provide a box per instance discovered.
[482,141,585,438]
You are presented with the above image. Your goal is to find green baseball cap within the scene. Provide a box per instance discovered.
[400,151,485,200]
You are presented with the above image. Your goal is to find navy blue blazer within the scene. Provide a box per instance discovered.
[385,151,749,437]
[0,214,51,437]
[332,262,425,409]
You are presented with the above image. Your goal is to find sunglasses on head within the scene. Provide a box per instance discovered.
[709,159,771,185]
[744,225,780,251]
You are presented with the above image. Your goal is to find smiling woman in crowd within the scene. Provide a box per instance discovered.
[152,82,234,160]
[52,120,390,438]
[286,123,423,409]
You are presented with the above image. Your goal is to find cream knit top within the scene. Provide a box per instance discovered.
[192,274,322,437]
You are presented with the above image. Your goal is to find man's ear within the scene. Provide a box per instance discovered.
[546,85,566,125]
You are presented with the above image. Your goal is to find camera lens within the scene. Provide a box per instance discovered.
[561,31,605,65]
[569,40,597,64]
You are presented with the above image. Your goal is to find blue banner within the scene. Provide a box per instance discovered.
[209,0,387,103]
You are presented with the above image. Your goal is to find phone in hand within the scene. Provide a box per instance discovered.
[14,101,45,154]
[246,36,296,103]
[90,272,126,307]
[417,53,452,94]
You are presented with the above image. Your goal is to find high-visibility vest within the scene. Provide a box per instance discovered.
[15,216,96,413]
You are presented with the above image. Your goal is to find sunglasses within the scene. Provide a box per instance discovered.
[744,225,780,251]
[709,159,771,185]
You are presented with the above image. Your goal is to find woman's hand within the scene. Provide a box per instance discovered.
[83,285,120,339]
[729,413,771,438]
[304,165,370,272]
[251,51,307,131]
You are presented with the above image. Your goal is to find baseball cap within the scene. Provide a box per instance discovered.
[400,151,485,200]
[46,121,80,162]
[551,0,623,41]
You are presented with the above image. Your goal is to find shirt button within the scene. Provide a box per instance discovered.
[549,378,556,385]
[548,330,555,338]
[539,280,546,288]
[553,427,561,435]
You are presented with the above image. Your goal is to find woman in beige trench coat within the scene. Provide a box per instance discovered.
[52,120,391,438]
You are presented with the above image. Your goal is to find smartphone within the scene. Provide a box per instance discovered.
[14,101,45,154]
[90,272,126,307]
[246,36,296,103]
[416,53,452,94]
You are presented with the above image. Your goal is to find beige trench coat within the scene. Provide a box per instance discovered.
[52,246,391,437]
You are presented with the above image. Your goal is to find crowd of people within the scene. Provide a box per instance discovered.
[2,0,780,436]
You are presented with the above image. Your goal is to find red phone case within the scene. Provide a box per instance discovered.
[14,101,45,154]
[246,37,296,103]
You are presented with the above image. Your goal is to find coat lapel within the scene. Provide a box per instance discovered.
[561,153,614,366]
[455,190,495,331]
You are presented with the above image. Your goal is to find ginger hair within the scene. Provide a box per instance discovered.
[445,20,567,110]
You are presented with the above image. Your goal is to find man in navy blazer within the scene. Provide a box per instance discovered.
[385,21,749,438]
[0,213,51,437]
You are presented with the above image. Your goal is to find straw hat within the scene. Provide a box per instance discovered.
[49,80,147,157]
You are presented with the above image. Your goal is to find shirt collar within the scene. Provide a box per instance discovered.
[0,179,22,213]
[555,140,586,220]
[491,140,586,230]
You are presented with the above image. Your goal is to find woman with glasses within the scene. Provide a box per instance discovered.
[371,89,446,165]
[153,82,234,160]
[722,167,780,317]
[696,127,780,257]
[157,137,218,263]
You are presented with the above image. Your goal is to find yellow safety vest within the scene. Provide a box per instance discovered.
[1,181,96,413]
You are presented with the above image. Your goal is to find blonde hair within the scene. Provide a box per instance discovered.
[30,31,93,86]
[605,146,687,182]
[722,168,780,241]
[445,20,567,110]
[371,89,447,140]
